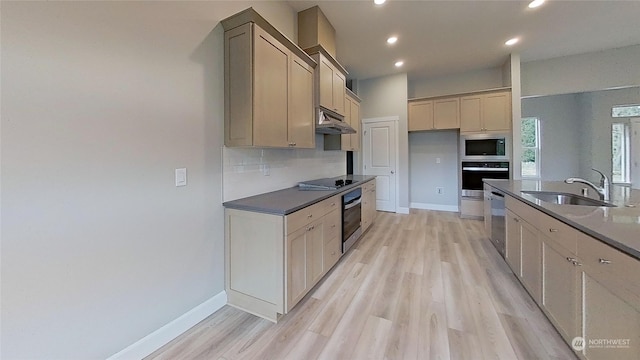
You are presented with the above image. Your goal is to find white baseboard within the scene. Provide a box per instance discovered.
[410,202,459,212]
[396,206,410,214]
[107,291,227,360]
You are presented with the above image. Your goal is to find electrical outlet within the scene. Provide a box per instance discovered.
[436,187,443,195]
[436,157,441,164]
[262,164,270,176]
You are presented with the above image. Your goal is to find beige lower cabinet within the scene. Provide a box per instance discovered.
[225,195,340,322]
[578,233,640,360]
[483,184,492,237]
[505,209,522,276]
[520,220,542,303]
[361,180,376,232]
[286,216,325,310]
[542,236,581,344]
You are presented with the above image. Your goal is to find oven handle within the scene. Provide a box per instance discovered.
[344,197,362,210]
[462,167,509,171]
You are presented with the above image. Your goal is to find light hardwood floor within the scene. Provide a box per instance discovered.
[148,210,577,360]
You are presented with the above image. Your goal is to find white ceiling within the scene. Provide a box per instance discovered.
[287,0,640,81]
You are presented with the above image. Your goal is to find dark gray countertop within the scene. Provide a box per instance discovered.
[223,175,376,215]
[485,179,640,260]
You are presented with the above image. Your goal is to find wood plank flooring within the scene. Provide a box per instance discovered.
[147,210,577,360]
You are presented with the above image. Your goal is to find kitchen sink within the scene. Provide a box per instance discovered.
[521,191,616,207]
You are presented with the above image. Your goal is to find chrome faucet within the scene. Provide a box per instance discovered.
[565,168,610,202]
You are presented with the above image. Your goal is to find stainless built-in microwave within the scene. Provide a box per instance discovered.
[461,133,510,160]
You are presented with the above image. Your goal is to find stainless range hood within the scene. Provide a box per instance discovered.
[315,107,356,135]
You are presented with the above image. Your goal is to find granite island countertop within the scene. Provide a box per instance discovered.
[485,179,640,260]
[223,175,376,216]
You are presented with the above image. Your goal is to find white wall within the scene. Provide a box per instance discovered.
[0,1,312,359]
[521,44,640,97]
[223,136,346,201]
[409,131,459,210]
[521,94,582,181]
[358,73,409,210]
[408,67,504,99]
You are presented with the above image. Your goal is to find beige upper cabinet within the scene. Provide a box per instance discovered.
[408,97,459,131]
[460,90,511,133]
[223,14,316,149]
[313,52,346,116]
[408,100,434,131]
[342,91,361,151]
[434,97,460,129]
[289,57,315,148]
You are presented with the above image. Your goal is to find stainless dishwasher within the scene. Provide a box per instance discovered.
[489,189,506,257]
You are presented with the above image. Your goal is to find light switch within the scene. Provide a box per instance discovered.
[436,157,441,164]
[175,168,187,187]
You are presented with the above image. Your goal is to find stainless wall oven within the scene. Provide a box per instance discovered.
[461,161,510,198]
[342,188,362,253]
[461,133,510,161]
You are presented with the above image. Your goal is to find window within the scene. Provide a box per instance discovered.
[521,117,540,178]
[612,122,630,183]
[612,104,640,118]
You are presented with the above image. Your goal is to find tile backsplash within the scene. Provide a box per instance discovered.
[222,135,347,201]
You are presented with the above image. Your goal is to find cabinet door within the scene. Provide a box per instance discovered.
[318,56,334,110]
[483,186,492,237]
[224,23,253,147]
[253,26,289,147]
[308,220,325,285]
[350,99,361,151]
[287,226,309,311]
[582,271,640,360]
[460,95,482,132]
[542,238,581,344]
[520,220,542,303]
[332,71,346,115]
[289,56,315,148]
[408,101,434,131]
[505,209,522,276]
[483,91,511,131]
[341,96,352,151]
[433,98,460,129]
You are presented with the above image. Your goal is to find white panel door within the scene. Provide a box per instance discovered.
[632,118,640,189]
[363,120,397,212]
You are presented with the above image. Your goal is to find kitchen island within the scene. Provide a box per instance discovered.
[485,179,640,360]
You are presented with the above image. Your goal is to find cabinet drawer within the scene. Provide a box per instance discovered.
[505,195,539,228]
[319,195,340,214]
[286,202,326,235]
[578,233,640,292]
[538,212,577,255]
[324,236,341,271]
[324,208,341,242]
[362,180,376,192]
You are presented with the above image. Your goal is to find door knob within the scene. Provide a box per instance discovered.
[391,170,395,174]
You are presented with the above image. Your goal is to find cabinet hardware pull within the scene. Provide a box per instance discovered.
[331,224,336,228]
[566,257,576,263]
[598,258,612,264]
[307,214,313,218]
[331,251,336,256]
[514,218,519,222]
[549,228,558,233]
[573,261,582,266]
[307,225,315,231]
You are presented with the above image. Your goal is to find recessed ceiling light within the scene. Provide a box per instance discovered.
[528,0,545,9]
[387,36,398,44]
[505,37,519,46]
[374,0,386,5]
[395,60,404,67]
